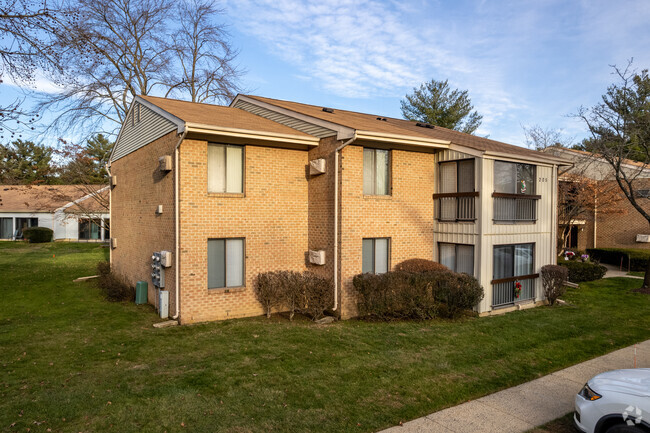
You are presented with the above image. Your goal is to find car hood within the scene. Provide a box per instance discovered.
[589,369,650,397]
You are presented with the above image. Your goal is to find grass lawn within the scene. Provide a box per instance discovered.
[1,242,649,433]
[527,413,577,432]
[628,271,645,277]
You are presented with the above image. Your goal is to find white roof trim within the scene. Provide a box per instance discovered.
[185,123,319,146]
[355,130,450,148]
[232,95,355,140]
[55,186,110,213]
[483,150,572,167]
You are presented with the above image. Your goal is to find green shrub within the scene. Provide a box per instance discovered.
[394,258,449,273]
[352,270,482,320]
[587,248,650,272]
[558,261,607,282]
[96,261,134,302]
[434,272,484,318]
[22,227,53,243]
[541,265,569,306]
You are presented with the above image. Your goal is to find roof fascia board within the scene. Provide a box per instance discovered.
[355,130,450,148]
[445,143,486,158]
[232,95,355,140]
[185,123,319,146]
[54,186,110,213]
[483,150,571,167]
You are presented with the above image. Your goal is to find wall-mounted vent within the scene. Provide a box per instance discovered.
[110,237,117,249]
[159,155,172,172]
[110,175,117,187]
[309,158,326,175]
[309,250,326,265]
[415,122,435,129]
[322,107,334,113]
[636,234,650,243]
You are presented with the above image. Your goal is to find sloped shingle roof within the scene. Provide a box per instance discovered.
[0,185,107,213]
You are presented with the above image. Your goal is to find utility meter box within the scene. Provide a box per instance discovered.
[151,252,165,288]
[158,290,169,318]
[309,158,326,175]
[160,250,172,267]
[309,249,326,265]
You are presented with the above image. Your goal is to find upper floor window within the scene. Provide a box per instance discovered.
[208,144,243,193]
[437,159,476,221]
[362,238,390,274]
[363,148,390,195]
[494,161,536,195]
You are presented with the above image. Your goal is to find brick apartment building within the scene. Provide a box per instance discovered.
[109,95,570,324]
[542,147,650,251]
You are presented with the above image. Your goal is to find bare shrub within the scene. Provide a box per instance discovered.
[541,265,569,306]
[302,272,334,320]
[254,272,284,318]
[96,261,134,302]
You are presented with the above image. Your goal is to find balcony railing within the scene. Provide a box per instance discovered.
[433,192,479,222]
[491,274,538,307]
[492,193,540,223]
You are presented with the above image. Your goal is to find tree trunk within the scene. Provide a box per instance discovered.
[644,258,650,289]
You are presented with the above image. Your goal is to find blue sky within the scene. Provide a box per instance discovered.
[4,0,650,147]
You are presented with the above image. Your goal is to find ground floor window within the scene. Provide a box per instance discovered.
[15,217,38,237]
[208,238,245,288]
[362,238,390,274]
[0,218,12,239]
[438,243,474,275]
[492,243,536,306]
[103,218,110,240]
[79,219,100,240]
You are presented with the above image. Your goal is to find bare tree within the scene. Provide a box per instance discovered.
[577,61,650,287]
[37,0,242,137]
[164,0,242,103]
[522,125,573,150]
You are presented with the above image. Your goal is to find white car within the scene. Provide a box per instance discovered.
[575,368,650,433]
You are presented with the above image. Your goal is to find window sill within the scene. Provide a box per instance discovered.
[208,286,246,294]
[207,192,245,198]
[437,219,476,223]
[492,220,537,225]
[363,194,392,200]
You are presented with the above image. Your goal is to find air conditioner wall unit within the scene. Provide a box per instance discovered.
[636,234,650,243]
[309,250,326,265]
[309,158,326,175]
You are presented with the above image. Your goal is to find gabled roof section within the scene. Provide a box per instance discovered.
[543,146,650,180]
[0,185,108,213]
[238,95,571,165]
[111,95,319,162]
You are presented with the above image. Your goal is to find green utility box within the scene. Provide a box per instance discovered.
[135,281,148,305]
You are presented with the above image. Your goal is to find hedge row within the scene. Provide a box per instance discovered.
[558,260,607,282]
[352,269,484,320]
[254,271,333,321]
[23,227,53,243]
[587,248,650,272]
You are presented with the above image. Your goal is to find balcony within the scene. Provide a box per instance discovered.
[491,274,538,307]
[433,192,479,222]
[492,193,540,223]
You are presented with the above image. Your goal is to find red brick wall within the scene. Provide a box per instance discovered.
[596,180,650,249]
[177,139,309,324]
[110,131,178,312]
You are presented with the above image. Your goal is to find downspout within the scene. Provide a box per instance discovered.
[172,130,188,320]
[105,163,112,265]
[333,134,357,311]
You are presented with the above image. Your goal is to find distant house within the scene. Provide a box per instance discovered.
[542,147,650,250]
[0,185,110,241]
[109,94,571,324]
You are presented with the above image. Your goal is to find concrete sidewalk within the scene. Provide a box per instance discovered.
[602,263,643,279]
[380,340,650,433]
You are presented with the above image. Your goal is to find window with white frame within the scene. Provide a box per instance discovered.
[0,218,12,239]
[363,148,390,195]
[208,144,244,193]
[438,243,474,275]
[494,161,536,195]
[362,238,390,274]
[208,238,245,288]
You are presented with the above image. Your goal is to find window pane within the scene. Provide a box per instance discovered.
[78,220,89,240]
[226,146,243,193]
[362,239,374,273]
[90,221,100,240]
[494,161,516,193]
[439,162,457,194]
[439,244,456,271]
[457,245,474,275]
[374,238,389,274]
[103,219,110,239]
[0,218,12,238]
[516,164,535,195]
[208,144,226,192]
[493,245,513,279]
[514,244,534,276]
[375,149,389,195]
[226,239,244,287]
[458,160,474,193]
[208,239,226,288]
[363,148,374,195]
